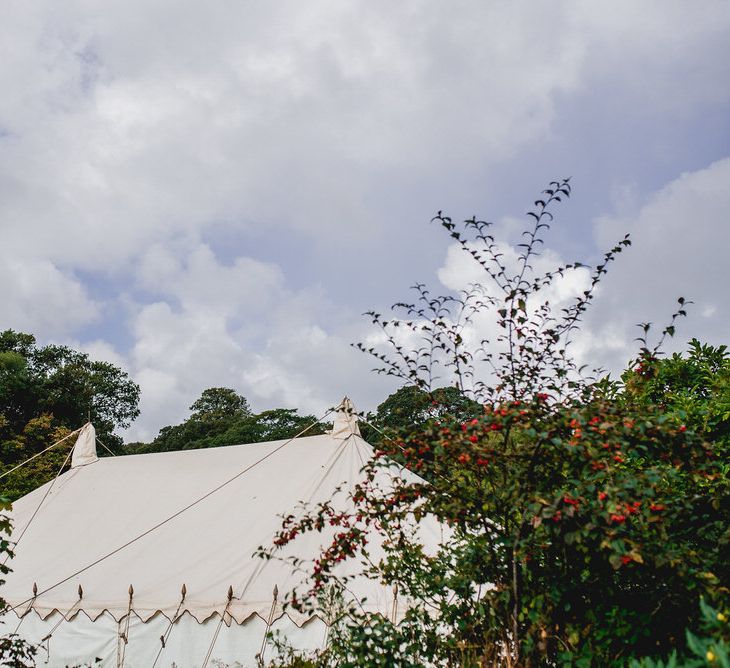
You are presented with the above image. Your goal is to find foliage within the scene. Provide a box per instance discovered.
[189,387,251,423]
[360,385,481,444]
[263,180,730,666]
[630,599,730,667]
[0,415,75,501]
[0,331,140,441]
[0,331,140,500]
[128,388,330,454]
[0,498,36,667]
[620,339,730,445]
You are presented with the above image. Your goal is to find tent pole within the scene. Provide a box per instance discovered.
[391,584,399,624]
[118,584,134,668]
[257,584,279,664]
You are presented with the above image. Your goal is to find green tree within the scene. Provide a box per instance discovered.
[189,387,251,423]
[362,385,482,442]
[219,408,327,444]
[0,330,140,446]
[0,330,140,499]
[131,389,329,454]
[622,339,730,443]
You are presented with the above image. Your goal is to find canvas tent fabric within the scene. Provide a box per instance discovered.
[1,400,442,667]
[70,422,98,468]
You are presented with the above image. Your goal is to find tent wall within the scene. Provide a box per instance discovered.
[3,610,327,667]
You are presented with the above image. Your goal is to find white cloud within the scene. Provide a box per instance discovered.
[136,244,285,316]
[0,0,671,272]
[121,244,379,440]
[587,157,730,369]
[23,152,730,440]
[422,157,730,389]
[433,237,593,391]
[79,339,128,370]
[0,257,98,336]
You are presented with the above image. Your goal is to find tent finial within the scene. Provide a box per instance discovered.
[331,397,361,440]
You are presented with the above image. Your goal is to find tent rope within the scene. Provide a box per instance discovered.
[150,584,186,668]
[7,407,335,616]
[3,442,75,565]
[355,415,405,454]
[40,586,83,643]
[96,437,117,457]
[0,426,82,481]
[201,585,233,668]
[257,584,279,664]
[227,430,353,615]
[358,413,455,488]
[12,583,37,635]
[118,585,134,668]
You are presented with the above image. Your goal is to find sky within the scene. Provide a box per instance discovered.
[1,1,729,441]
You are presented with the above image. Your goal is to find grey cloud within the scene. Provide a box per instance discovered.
[0,1,728,438]
[585,157,730,371]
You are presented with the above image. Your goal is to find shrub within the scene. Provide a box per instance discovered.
[264,180,730,666]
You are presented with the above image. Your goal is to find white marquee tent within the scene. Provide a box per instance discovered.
[0,399,443,667]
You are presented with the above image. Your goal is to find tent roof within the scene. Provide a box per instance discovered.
[2,405,440,626]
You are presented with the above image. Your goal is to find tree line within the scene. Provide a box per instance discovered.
[0,329,485,500]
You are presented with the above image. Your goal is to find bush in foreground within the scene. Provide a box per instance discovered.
[263,181,730,666]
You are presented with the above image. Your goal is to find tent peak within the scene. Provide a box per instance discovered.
[330,396,361,439]
[71,422,98,468]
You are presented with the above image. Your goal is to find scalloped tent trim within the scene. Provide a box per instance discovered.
[11,606,328,630]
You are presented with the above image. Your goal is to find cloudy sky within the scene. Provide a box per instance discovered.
[1,1,728,440]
